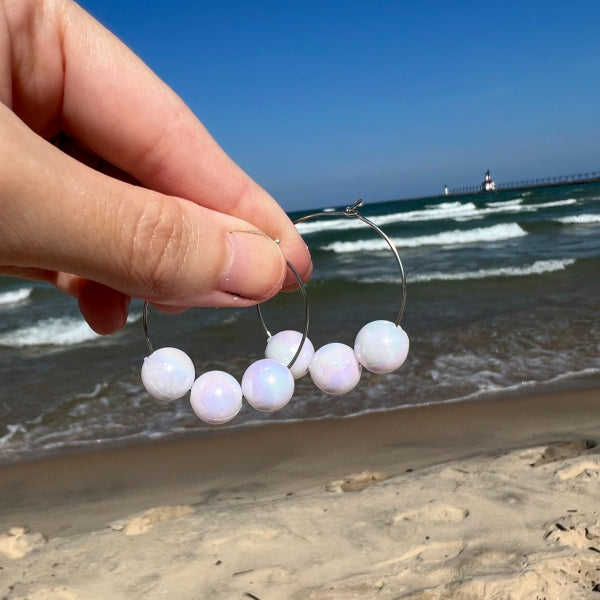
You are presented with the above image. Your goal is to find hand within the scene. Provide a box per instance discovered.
[0,0,312,334]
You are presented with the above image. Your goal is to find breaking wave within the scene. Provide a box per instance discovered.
[0,288,33,306]
[322,223,527,252]
[296,202,480,234]
[0,312,141,348]
[409,259,576,283]
[556,214,600,224]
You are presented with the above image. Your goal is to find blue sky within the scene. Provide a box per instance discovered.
[80,0,600,211]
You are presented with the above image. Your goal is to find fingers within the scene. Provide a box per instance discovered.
[77,281,130,335]
[2,0,311,335]
[51,273,131,334]
[52,0,311,283]
[0,106,287,310]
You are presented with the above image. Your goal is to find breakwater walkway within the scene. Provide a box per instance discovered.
[450,171,600,195]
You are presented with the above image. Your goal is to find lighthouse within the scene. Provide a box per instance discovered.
[482,169,496,192]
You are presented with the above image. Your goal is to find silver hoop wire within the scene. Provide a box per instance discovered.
[254,260,310,369]
[143,259,310,371]
[256,199,406,335]
[294,199,406,326]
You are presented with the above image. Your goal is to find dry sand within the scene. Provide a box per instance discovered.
[1,389,599,599]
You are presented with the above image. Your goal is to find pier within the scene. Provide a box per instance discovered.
[449,171,600,195]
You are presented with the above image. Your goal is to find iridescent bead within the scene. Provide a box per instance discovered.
[265,330,315,379]
[242,358,295,412]
[309,342,362,395]
[141,347,195,401]
[354,320,409,374]
[190,371,242,424]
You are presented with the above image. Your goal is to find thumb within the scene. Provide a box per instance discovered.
[0,109,286,309]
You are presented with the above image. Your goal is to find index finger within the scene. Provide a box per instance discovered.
[11,0,311,283]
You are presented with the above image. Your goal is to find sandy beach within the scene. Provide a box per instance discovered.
[1,388,599,599]
[1,3,599,597]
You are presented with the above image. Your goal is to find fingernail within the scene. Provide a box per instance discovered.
[222,232,285,300]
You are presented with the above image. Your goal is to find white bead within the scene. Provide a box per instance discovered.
[309,342,362,395]
[190,371,242,424]
[265,330,315,379]
[141,347,195,401]
[354,320,409,374]
[242,358,295,412]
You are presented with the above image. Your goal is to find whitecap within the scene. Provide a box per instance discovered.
[556,214,600,224]
[296,199,554,235]
[531,198,577,209]
[0,316,99,347]
[408,259,576,283]
[322,223,527,252]
[126,312,141,325]
[484,198,523,208]
[0,287,33,306]
[295,202,480,234]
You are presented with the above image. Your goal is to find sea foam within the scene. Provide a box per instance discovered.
[322,223,527,252]
[0,312,141,348]
[484,198,523,208]
[0,317,99,347]
[409,259,576,283]
[296,197,555,235]
[556,214,600,224]
[296,201,480,234]
[0,288,33,306]
[532,198,577,209]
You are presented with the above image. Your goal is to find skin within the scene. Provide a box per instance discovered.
[0,0,312,335]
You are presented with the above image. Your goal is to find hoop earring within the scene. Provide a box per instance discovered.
[140,260,309,425]
[257,199,408,396]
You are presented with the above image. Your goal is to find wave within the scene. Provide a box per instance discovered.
[408,259,576,283]
[296,197,578,235]
[0,312,141,348]
[126,312,142,325]
[472,198,576,218]
[322,223,527,252]
[0,287,33,306]
[556,214,600,224]
[530,198,577,209]
[0,316,99,347]
[426,359,600,405]
[484,198,523,208]
[296,202,480,234]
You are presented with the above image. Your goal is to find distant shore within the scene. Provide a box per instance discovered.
[447,173,600,197]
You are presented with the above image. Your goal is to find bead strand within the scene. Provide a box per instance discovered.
[140,320,408,421]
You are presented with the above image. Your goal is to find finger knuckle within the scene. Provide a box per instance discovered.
[127,198,188,297]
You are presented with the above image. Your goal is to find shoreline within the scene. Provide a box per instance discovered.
[3,369,599,468]
[1,387,598,538]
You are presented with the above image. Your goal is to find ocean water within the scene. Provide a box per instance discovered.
[1,183,599,463]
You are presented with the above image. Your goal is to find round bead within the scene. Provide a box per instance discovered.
[265,330,315,379]
[241,358,295,412]
[141,347,195,401]
[354,320,409,374]
[309,342,362,395]
[190,371,242,424]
